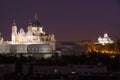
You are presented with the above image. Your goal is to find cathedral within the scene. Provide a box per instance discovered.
[11,14,55,44]
[0,14,56,56]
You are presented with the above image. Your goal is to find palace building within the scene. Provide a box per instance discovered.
[0,14,56,56]
[97,33,113,45]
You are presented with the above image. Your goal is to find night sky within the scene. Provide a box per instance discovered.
[0,0,120,41]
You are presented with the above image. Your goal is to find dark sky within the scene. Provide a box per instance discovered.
[0,0,120,41]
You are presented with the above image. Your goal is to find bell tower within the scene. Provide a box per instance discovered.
[27,20,32,33]
[11,20,17,42]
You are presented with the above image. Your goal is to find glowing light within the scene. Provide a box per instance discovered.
[54,69,58,73]
[71,71,76,74]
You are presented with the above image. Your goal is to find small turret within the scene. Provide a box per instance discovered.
[104,32,108,37]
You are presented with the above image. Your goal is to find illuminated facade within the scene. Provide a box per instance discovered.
[98,33,113,45]
[0,14,56,54]
[0,33,3,42]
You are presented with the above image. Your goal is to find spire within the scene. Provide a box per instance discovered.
[35,13,38,20]
[13,19,16,26]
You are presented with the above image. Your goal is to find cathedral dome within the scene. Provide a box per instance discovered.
[102,37,111,42]
[32,13,42,27]
[32,20,41,27]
